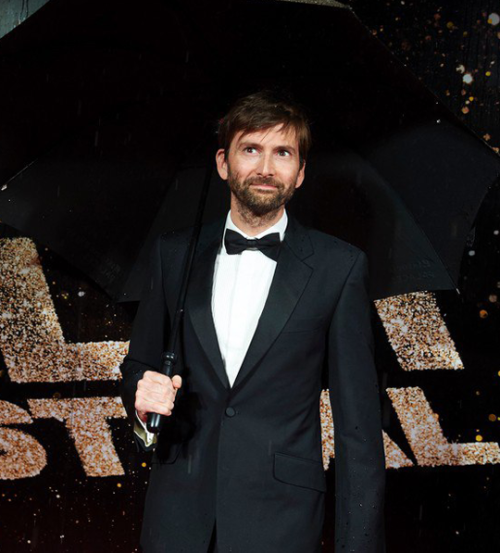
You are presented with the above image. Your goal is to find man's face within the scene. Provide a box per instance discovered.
[215,123,306,217]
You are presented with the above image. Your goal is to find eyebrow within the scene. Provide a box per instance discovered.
[239,141,297,155]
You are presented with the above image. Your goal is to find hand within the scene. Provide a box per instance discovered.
[135,371,183,423]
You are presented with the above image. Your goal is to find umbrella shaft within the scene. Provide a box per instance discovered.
[147,353,176,433]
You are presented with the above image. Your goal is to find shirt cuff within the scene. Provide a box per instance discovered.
[134,410,158,448]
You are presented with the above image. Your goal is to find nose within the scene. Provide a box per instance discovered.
[256,152,275,177]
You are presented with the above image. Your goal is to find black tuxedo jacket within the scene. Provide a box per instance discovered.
[119,214,386,553]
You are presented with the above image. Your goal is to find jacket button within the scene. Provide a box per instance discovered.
[225,407,236,417]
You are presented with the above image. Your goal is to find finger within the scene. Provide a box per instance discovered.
[143,371,174,388]
[137,379,173,397]
[172,375,183,389]
[135,398,175,417]
[136,387,175,406]
[136,387,176,407]
[137,391,171,408]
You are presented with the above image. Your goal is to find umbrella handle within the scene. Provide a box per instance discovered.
[146,351,177,433]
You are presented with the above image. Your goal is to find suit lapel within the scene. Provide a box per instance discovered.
[186,214,314,394]
[231,216,314,393]
[186,218,230,390]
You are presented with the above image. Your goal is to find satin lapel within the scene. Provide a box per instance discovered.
[231,218,314,394]
[185,220,230,390]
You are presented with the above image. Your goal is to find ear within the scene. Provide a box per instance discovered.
[295,160,306,189]
[215,148,228,180]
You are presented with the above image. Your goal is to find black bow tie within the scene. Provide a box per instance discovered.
[224,228,282,261]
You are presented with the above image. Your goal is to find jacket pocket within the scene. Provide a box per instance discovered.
[273,452,327,492]
[151,442,181,465]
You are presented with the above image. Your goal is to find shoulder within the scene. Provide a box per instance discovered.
[289,217,368,283]
[158,227,192,249]
[296,219,367,264]
[308,227,363,255]
[155,216,225,252]
[302,226,370,290]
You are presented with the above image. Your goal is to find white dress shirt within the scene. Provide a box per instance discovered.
[135,209,288,444]
[212,209,287,386]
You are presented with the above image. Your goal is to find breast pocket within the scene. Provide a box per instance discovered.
[281,316,327,334]
[273,452,327,492]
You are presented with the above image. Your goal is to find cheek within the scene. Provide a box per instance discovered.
[281,165,301,183]
[233,160,257,179]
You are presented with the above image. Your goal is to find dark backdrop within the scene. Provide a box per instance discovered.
[0,0,499,551]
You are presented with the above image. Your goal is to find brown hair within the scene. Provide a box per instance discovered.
[217,89,312,169]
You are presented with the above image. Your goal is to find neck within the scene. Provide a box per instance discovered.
[230,198,284,237]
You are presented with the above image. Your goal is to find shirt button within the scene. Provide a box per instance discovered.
[225,407,236,417]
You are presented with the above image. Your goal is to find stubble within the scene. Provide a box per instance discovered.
[227,165,299,228]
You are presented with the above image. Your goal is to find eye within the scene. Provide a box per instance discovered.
[244,147,258,153]
[278,149,291,157]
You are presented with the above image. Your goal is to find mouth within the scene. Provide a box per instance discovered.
[250,183,277,190]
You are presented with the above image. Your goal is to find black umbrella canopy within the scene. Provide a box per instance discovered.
[0,0,215,295]
[0,0,498,301]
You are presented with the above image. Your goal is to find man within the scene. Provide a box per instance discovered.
[119,90,386,553]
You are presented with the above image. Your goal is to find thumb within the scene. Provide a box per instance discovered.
[172,375,183,390]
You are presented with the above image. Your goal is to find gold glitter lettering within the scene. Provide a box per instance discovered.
[0,238,128,383]
[374,292,463,371]
[387,387,500,466]
[0,401,47,479]
[28,397,126,477]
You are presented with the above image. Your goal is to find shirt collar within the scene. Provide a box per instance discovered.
[224,209,288,241]
[221,210,288,255]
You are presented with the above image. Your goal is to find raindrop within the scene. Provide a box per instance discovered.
[488,13,500,26]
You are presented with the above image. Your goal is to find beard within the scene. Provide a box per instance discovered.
[227,167,299,217]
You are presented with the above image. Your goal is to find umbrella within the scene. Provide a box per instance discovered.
[0,0,498,301]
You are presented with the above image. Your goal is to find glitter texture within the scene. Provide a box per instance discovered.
[0,428,47,480]
[0,401,47,479]
[374,292,463,371]
[387,386,500,466]
[0,238,128,383]
[28,397,126,477]
[320,391,413,470]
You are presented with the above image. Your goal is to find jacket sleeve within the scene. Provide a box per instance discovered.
[119,234,170,452]
[327,250,386,552]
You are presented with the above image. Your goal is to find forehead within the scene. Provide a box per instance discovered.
[231,123,299,149]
